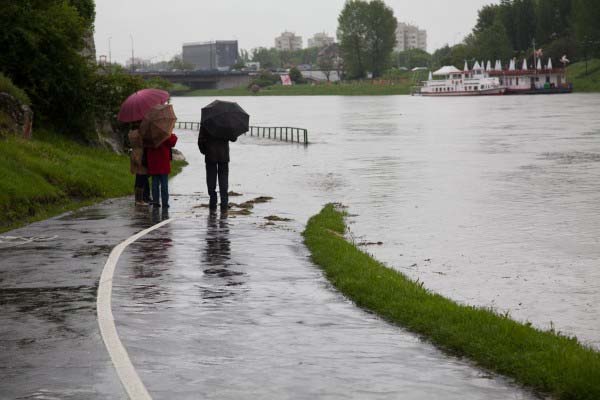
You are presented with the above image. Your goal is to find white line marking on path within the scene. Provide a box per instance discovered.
[97,219,175,400]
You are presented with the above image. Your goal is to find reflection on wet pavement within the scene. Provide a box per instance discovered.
[0,198,153,399]
[110,123,537,399]
[115,219,534,399]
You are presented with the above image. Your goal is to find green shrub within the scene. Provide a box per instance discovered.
[0,73,30,105]
[289,67,306,84]
[250,70,280,88]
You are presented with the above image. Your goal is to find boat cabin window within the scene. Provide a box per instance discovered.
[516,78,519,85]
[474,86,479,90]
[546,76,550,83]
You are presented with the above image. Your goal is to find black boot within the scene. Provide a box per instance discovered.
[209,193,218,210]
[220,191,229,211]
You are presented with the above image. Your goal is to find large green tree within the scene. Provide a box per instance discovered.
[470,20,514,63]
[535,0,572,44]
[0,0,95,135]
[474,4,501,34]
[337,0,396,79]
[394,48,432,69]
[364,0,397,77]
[436,0,600,70]
[572,0,600,58]
[337,0,371,79]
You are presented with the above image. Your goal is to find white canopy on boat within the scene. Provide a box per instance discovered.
[522,59,528,70]
[509,59,516,71]
[486,61,492,71]
[433,66,463,76]
[536,58,542,70]
[547,58,553,69]
[472,61,483,70]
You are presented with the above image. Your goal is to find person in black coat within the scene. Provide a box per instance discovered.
[198,125,236,210]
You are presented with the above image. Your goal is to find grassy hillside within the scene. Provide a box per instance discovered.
[0,132,185,233]
[568,59,600,92]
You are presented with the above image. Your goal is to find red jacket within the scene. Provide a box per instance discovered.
[146,134,178,175]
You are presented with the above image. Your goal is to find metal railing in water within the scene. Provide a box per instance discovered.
[175,121,308,145]
[246,126,308,144]
[175,121,201,131]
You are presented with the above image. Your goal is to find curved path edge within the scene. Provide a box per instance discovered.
[97,218,175,400]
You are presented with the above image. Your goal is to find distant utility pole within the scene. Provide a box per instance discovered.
[108,36,112,65]
[532,38,537,74]
[130,34,135,72]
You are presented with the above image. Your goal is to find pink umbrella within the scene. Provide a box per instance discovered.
[117,89,170,123]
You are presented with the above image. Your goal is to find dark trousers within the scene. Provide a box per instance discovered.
[134,174,151,202]
[206,162,229,208]
[151,174,169,208]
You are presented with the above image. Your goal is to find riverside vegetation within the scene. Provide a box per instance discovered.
[182,60,600,97]
[0,2,179,232]
[0,132,185,233]
[303,204,600,400]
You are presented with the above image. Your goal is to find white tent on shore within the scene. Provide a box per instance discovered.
[433,66,463,76]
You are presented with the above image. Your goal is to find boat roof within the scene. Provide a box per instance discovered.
[433,66,462,76]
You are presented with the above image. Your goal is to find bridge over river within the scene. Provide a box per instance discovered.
[132,70,251,90]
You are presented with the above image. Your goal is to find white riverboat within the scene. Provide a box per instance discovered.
[488,58,572,95]
[419,62,505,96]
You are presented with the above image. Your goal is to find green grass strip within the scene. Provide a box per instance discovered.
[568,59,600,93]
[182,81,413,97]
[0,132,186,233]
[303,204,600,400]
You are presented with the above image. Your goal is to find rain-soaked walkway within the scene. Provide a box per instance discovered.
[1,126,539,399]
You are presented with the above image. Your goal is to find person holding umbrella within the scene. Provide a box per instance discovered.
[141,104,178,209]
[198,100,249,211]
[128,123,151,205]
[118,88,170,206]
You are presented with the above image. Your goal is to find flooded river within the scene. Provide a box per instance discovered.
[173,94,600,349]
[4,94,598,399]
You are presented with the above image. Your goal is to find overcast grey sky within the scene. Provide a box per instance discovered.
[94,0,499,64]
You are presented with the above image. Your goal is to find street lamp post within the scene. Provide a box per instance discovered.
[130,34,135,72]
[581,36,600,76]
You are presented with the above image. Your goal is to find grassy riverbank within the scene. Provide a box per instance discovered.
[568,59,600,92]
[303,204,600,400]
[0,132,185,233]
[184,80,414,97]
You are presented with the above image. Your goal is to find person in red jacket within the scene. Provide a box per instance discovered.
[146,133,178,208]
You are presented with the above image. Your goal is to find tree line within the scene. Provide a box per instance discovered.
[238,0,397,80]
[433,0,600,70]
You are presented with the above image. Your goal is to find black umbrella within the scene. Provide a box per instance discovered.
[201,100,250,141]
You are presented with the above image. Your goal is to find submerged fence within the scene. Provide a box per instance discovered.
[247,126,308,144]
[176,121,201,130]
[175,121,308,145]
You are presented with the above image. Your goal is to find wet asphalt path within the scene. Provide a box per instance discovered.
[0,199,152,399]
[1,129,537,399]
